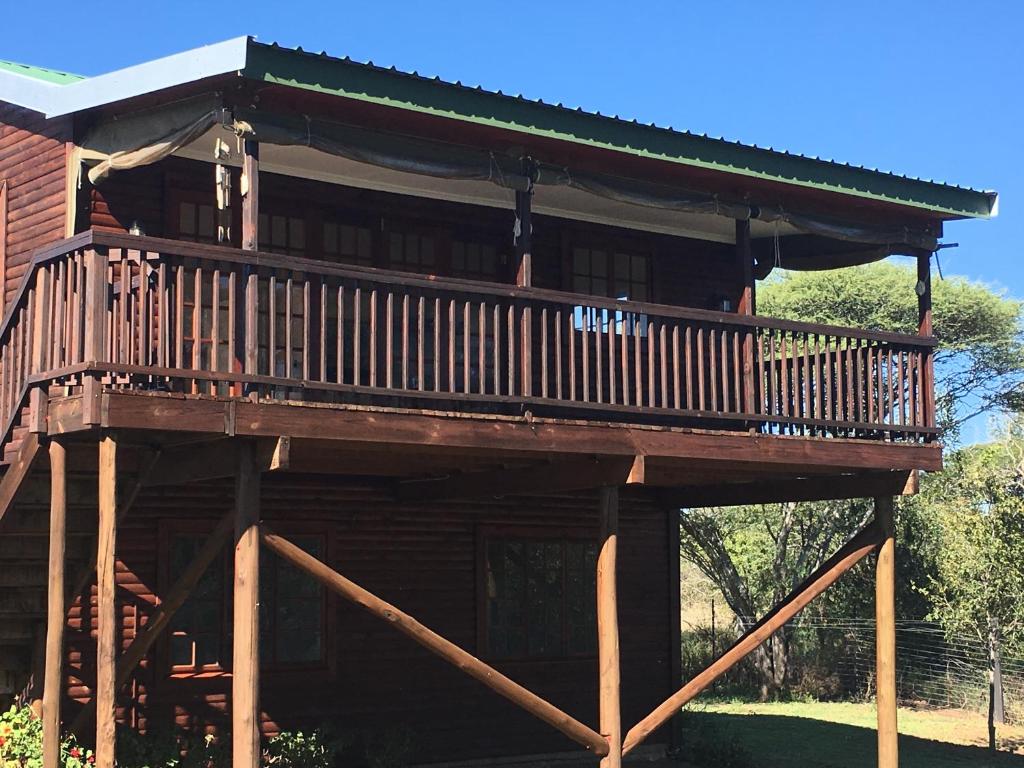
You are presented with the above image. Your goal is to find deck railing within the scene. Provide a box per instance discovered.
[0,231,938,449]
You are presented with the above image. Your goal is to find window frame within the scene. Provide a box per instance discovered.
[475,525,598,663]
[157,519,334,679]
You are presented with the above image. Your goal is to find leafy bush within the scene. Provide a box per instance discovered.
[0,704,95,767]
[0,704,349,768]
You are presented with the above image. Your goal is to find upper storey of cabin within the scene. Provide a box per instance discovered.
[0,37,998,475]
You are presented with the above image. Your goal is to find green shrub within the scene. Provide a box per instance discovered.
[0,704,95,768]
[265,730,338,768]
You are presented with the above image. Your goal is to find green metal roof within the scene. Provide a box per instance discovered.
[0,59,82,85]
[243,40,997,221]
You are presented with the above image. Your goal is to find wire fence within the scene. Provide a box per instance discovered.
[682,616,1023,724]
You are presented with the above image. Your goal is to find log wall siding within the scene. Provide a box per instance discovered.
[0,103,71,308]
[86,157,743,312]
[63,476,672,762]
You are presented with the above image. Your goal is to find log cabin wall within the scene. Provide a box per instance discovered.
[64,475,672,762]
[85,156,744,312]
[0,103,71,309]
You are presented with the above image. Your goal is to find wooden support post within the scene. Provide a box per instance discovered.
[666,507,683,753]
[95,435,117,768]
[43,439,66,768]
[598,487,622,768]
[736,218,756,414]
[875,496,898,768]
[515,185,533,396]
[241,140,259,252]
[622,520,882,755]
[233,442,261,768]
[82,248,109,426]
[917,253,934,429]
[260,527,609,756]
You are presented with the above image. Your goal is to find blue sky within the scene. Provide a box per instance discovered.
[4,0,1020,438]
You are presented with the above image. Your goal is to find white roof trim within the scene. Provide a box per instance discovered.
[0,36,249,118]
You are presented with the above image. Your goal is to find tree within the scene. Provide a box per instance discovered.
[678,261,1024,697]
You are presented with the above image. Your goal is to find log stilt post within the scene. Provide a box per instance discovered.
[232,442,261,768]
[875,496,898,768]
[241,140,259,397]
[598,486,621,768]
[43,439,66,768]
[95,435,118,768]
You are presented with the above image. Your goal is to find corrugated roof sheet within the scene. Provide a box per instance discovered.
[243,39,996,219]
[0,59,82,85]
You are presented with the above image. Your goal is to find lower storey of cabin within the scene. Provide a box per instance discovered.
[13,475,675,762]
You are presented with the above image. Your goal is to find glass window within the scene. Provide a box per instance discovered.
[387,230,436,272]
[323,220,373,266]
[452,240,502,280]
[484,535,597,659]
[259,212,307,257]
[178,202,217,244]
[167,532,325,671]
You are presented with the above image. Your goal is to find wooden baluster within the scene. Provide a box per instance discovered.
[403,294,410,390]
[302,281,310,381]
[353,287,362,387]
[507,304,516,396]
[685,326,693,410]
[568,310,576,401]
[320,284,328,384]
[211,268,220,374]
[660,324,669,410]
[448,299,456,393]
[478,302,485,396]
[555,308,563,400]
[648,320,656,408]
[386,291,395,390]
[369,289,378,388]
[801,333,811,423]
[696,326,706,411]
[462,300,470,394]
[779,333,790,419]
[581,308,590,403]
[267,276,277,378]
[730,329,739,413]
[228,271,237,389]
[285,278,294,381]
[417,295,425,391]
[845,337,855,427]
[608,311,617,405]
[433,297,441,392]
[342,286,350,387]
[634,319,643,408]
[672,326,680,410]
[621,315,630,407]
[595,308,604,404]
[541,307,549,398]
[493,303,501,396]
[709,328,719,413]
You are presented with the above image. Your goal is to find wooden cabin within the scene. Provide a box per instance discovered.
[0,38,997,768]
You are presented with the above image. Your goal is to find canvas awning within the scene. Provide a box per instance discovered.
[75,96,939,263]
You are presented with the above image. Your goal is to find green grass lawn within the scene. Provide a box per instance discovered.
[680,701,1024,768]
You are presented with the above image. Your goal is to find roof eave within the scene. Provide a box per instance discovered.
[240,40,997,221]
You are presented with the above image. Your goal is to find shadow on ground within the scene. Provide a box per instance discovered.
[681,712,1024,768]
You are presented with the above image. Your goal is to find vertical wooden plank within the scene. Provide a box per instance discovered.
[634,319,643,408]
[417,295,425,391]
[245,270,258,381]
[285,278,293,380]
[462,300,470,394]
[387,291,396,390]
[595,309,604,404]
[875,495,898,768]
[555,308,563,400]
[918,253,935,429]
[83,249,109,425]
[541,307,549,398]
[493,303,502,396]
[338,286,346,385]
[609,310,617,405]
[370,289,379,388]
[432,297,439,393]
[621,316,630,407]
[696,326,705,411]
[43,439,66,768]
[302,281,310,381]
[684,326,693,410]
[709,328,719,412]
[508,305,516,396]
[568,310,576,401]
[478,301,486,395]
[660,324,668,409]
[354,288,363,387]
[648,321,656,408]
[95,434,117,768]
[321,284,329,384]
[448,299,456,393]
[598,486,622,768]
[233,441,261,768]
[582,307,591,403]
[268,276,277,378]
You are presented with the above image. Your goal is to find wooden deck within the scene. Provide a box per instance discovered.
[0,230,937,470]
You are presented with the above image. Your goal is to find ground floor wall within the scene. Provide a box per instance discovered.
[63,474,674,762]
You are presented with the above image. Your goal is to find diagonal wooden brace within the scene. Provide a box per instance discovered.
[260,527,609,756]
[622,519,883,755]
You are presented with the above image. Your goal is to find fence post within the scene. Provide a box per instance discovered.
[82,248,109,425]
